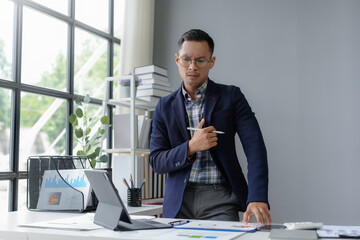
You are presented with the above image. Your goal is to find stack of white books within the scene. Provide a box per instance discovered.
[134,65,174,104]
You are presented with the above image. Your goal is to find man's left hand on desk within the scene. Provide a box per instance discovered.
[243,202,271,225]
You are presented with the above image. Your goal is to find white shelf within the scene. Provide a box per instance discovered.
[104,148,150,155]
[102,75,155,187]
[107,98,156,111]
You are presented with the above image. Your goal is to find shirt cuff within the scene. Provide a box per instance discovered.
[187,153,197,163]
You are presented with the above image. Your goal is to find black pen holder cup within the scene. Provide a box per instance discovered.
[127,188,142,207]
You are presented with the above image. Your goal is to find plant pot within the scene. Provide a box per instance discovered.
[121,86,137,98]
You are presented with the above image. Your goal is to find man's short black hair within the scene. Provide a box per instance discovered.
[178,29,214,56]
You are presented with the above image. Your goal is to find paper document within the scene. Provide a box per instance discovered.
[129,215,156,220]
[19,213,101,231]
[317,225,360,238]
[174,220,260,232]
[114,228,243,240]
[156,229,245,240]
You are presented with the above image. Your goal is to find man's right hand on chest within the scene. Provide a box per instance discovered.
[188,118,218,156]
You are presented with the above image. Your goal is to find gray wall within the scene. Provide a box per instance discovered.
[153,0,360,225]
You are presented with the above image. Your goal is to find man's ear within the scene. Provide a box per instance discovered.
[175,53,180,66]
[209,56,216,69]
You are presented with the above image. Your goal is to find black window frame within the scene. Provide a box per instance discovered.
[0,0,119,211]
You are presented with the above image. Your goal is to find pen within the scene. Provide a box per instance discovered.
[123,178,130,189]
[168,220,190,226]
[130,174,134,189]
[339,234,360,239]
[187,127,225,134]
[139,178,146,189]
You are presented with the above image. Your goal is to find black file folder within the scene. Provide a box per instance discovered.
[26,155,111,212]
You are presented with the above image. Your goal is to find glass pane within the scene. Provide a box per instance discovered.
[75,0,109,33]
[0,1,14,80]
[22,7,67,91]
[74,28,107,98]
[18,179,27,212]
[0,88,11,171]
[114,0,125,39]
[19,93,67,171]
[31,0,68,16]
[0,181,9,219]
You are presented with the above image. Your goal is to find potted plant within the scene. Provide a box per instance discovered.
[69,94,110,168]
[119,72,142,97]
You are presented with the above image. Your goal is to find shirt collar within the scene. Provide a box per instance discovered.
[182,80,208,102]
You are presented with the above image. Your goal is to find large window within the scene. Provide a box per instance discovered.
[74,28,108,98]
[0,0,123,216]
[0,89,11,172]
[21,7,68,90]
[19,93,67,171]
[75,0,109,33]
[0,1,14,81]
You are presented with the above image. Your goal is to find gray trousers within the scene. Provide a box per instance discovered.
[175,182,241,221]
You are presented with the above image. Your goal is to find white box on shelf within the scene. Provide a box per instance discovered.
[113,114,138,148]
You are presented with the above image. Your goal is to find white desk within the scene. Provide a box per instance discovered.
[0,211,342,240]
[0,211,270,240]
[126,203,163,217]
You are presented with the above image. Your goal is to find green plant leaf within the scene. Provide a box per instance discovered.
[75,128,83,138]
[100,116,110,125]
[84,95,91,103]
[98,127,105,135]
[76,150,85,156]
[88,151,97,160]
[75,99,82,106]
[94,146,101,155]
[75,108,83,118]
[99,154,108,163]
[91,159,97,168]
[86,144,92,152]
[86,128,91,136]
[71,118,78,127]
[69,113,77,124]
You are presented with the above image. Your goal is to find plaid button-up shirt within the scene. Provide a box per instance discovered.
[182,81,223,184]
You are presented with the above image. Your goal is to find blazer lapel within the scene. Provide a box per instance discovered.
[171,88,190,140]
[203,79,220,127]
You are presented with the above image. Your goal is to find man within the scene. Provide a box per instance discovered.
[149,29,271,224]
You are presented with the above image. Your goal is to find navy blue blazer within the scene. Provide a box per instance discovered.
[149,79,269,218]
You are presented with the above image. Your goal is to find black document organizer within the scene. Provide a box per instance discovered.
[27,155,99,212]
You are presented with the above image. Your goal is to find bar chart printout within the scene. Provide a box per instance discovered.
[36,169,91,210]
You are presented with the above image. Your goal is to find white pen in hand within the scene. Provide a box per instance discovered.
[187,127,225,134]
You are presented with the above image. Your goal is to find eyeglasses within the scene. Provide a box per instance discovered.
[178,56,211,68]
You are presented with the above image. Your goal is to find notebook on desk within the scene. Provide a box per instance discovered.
[84,169,172,231]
